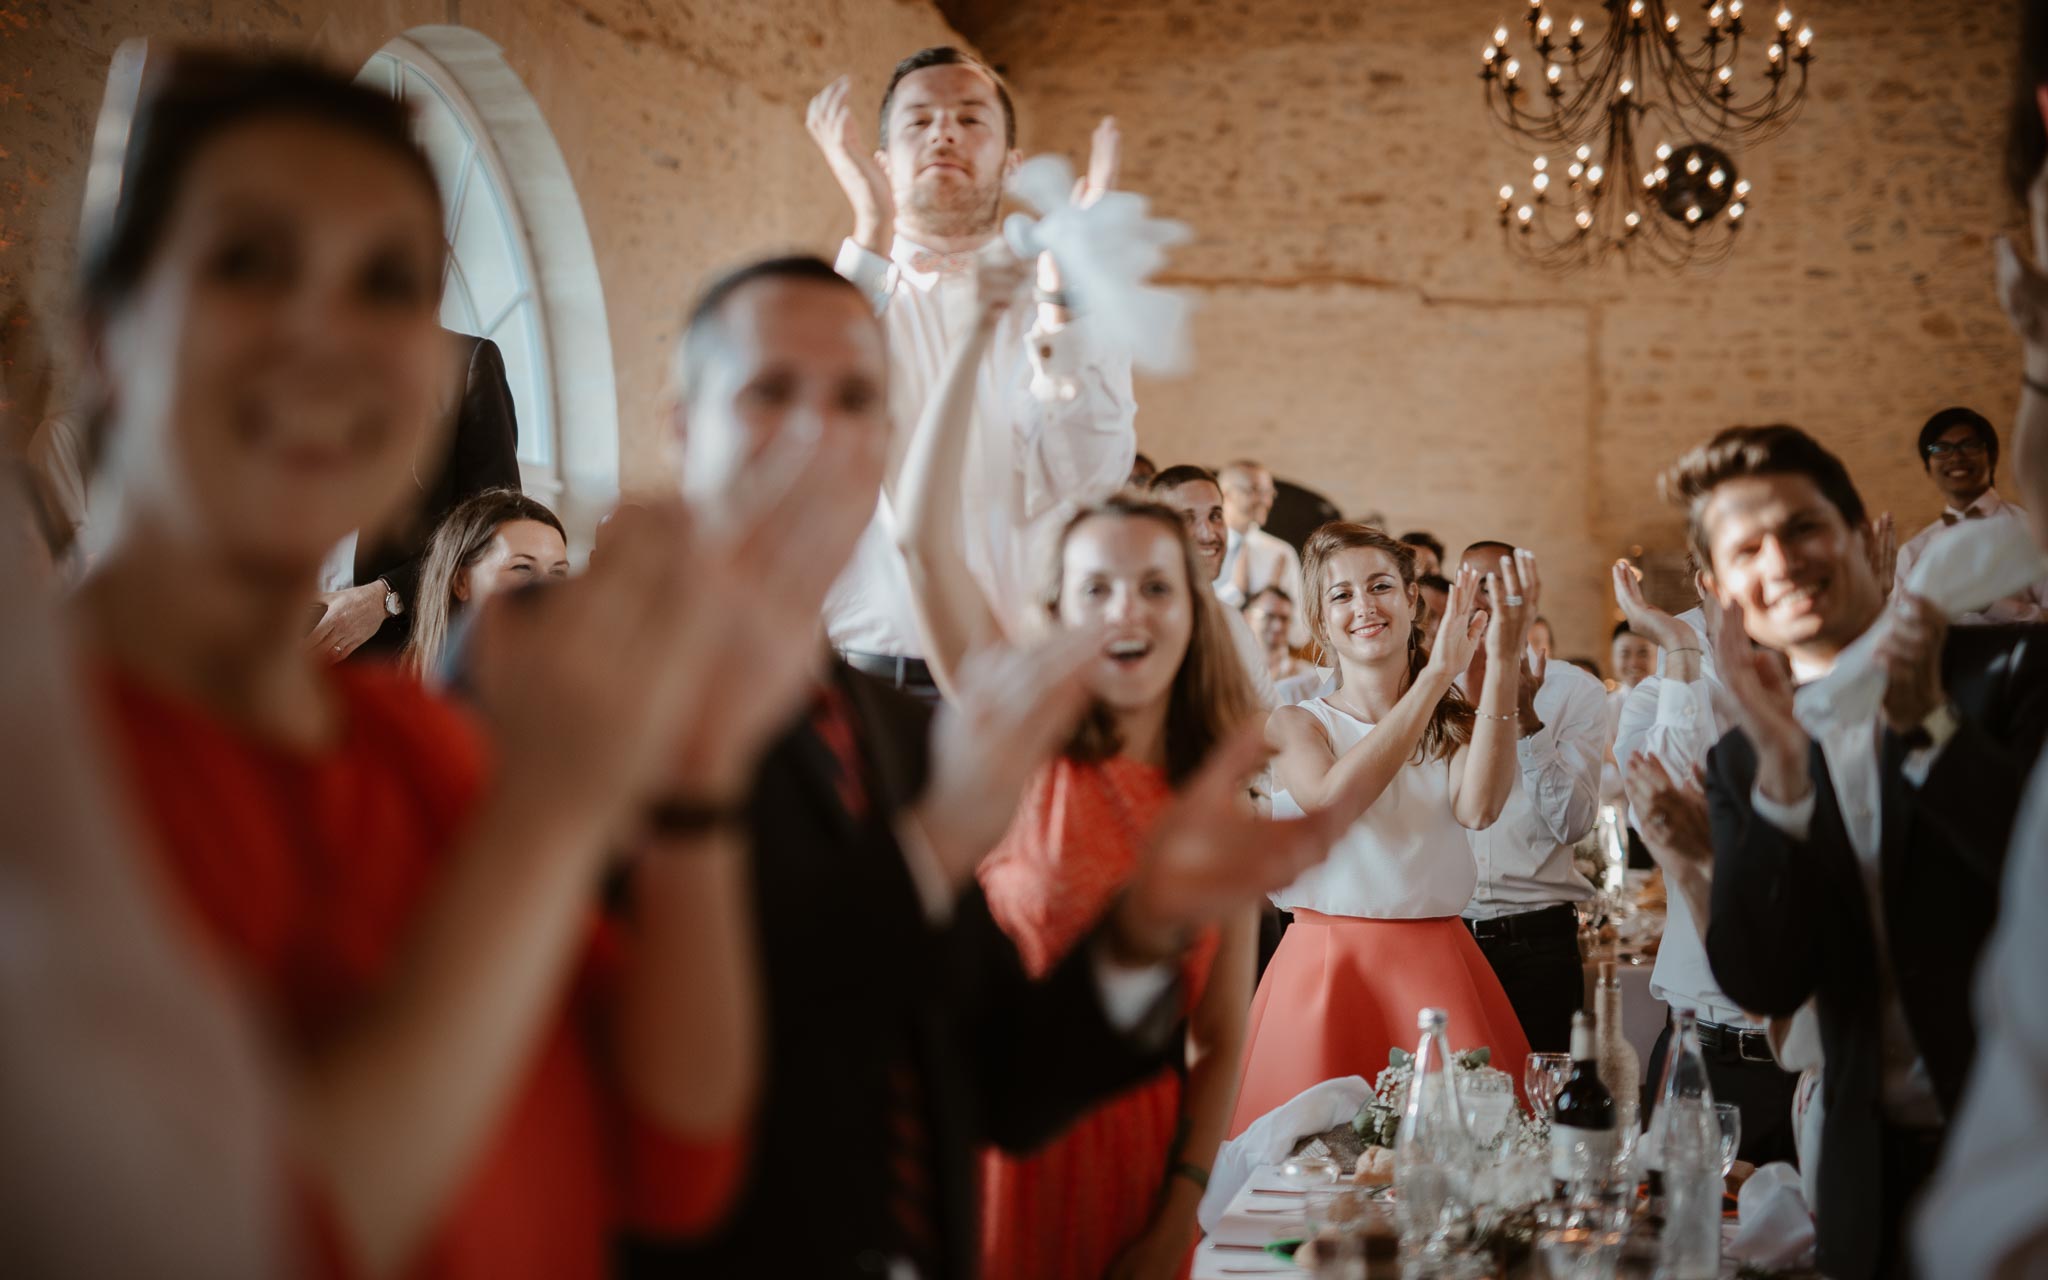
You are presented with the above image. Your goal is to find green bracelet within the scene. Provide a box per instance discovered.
[1170,1161,1209,1192]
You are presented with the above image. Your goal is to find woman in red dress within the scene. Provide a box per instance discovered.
[896,259,1260,1278]
[65,49,829,1279]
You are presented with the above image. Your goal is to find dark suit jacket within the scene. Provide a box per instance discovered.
[353,331,521,654]
[619,663,1182,1278]
[1703,624,2048,1280]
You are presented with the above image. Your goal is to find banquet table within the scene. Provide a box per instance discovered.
[1191,1162,1752,1279]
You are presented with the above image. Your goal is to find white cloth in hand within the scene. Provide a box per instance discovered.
[1796,517,2048,730]
[1198,1076,1373,1235]
[1727,1162,1817,1270]
[1003,155,1193,377]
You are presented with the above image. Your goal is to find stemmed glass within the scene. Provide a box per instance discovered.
[1714,1102,1742,1178]
[1525,1053,1573,1119]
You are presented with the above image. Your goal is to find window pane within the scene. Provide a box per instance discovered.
[451,163,522,331]
[401,69,472,210]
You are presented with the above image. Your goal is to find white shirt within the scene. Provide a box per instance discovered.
[1460,657,1603,920]
[1270,698,1478,919]
[1748,653,1946,1126]
[1895,488,2048,623]
[1218,586,1281,709]
[824,236,1137,656]
[1218,525,1309,646]
[1913,752,2048,1279]
[1614,671,1763,1029]
[1276,666,1336,706]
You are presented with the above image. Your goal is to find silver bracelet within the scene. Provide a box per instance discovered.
[1665,646,1703,657]
[1476,710,1517,722]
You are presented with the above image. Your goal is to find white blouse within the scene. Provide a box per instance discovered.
[1269,698,1478,919]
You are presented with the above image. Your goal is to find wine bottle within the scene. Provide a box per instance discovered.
[1550,1010,1617,1188]
[1594,961,1642,1123]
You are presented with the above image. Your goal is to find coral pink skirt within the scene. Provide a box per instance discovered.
[1228,911,1532,1137]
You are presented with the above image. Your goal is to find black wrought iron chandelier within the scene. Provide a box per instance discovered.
[1480,0,1814,273]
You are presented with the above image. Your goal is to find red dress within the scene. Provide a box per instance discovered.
[97,661,737,1280]
[977,757,1218,1280]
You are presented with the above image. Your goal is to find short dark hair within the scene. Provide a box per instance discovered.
[82,47,440,318]
[1916,407,1998,470]
[1149,464,1222,495]
[1612,620,1640,643]
[1244,584,1293,610]
[1399,530,1446,560]
[1459,539,1516,564]
[674,255,869,399]
[1416,573,1452,594]
[879,47,1016,149]
[1661,424,1869,566]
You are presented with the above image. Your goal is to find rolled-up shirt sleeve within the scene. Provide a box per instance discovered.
[1517,676,1604,846]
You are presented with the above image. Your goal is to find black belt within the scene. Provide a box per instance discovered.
[1695,1018,1778,1064]
[840,650,937,689]
[1464,902,1580,942]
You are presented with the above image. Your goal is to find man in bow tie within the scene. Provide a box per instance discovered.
[803,49,1136,700]
[1893,406,2048,622]
[1665,423,2048,1280]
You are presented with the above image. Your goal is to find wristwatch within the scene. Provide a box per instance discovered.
[380,579,404,618]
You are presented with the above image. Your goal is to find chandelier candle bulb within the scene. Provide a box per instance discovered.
[1768,43,1783,63]
[1496,25,1511,45]
[1728,200,1746,217]
[1798,25,1813,46]
[1619,77,1634,96]
[1518,204,1534,223]
[1686,154,1703,173]
[1778,7,1793,29]
[1629,0,1644,17]
[1709,168,1725,186]
[1718,65,1734,83]
[1569,14,1585,35]
[1587,164,1604,183]
[1730,0,1743,16]
[1548,62,1563,83]
[1686,204,1703,222]
[1666,13,1680,32]
[1538,15,1554,35]
[1577,144,1592,160]
[1735,178,1751,195]
[1709,4,1725,25]
[1568,161,1584,177]
[1506,58,1521,79]
[1575,209,1593,228]
[1484,44,1499,61]
[1534,172,1551,192]
[1501,184,1516,201]
[1534,154,1548,170]
[1656,141,1673,159]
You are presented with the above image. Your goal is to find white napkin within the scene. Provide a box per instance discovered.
[1002,155,1194,377]
[1198,1076,1373,1235]
[1727,1161,1817,1270]
[1795,518,2048,728]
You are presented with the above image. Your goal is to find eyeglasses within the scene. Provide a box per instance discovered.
[1925,438,1988,459]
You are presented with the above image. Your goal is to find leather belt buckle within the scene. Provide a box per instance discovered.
[1737,1030,1777,1064]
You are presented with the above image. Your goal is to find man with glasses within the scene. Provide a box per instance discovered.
[1895,407,2048,622]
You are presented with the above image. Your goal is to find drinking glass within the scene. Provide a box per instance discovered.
[1714,1102,1742,1178]
[1608,1097,1643,1185]
[1535,1191,1632,1280]
[1525,1052,1573,1117]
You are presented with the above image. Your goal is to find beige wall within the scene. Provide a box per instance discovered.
[0,0,964,487]
[966,0,2030,659]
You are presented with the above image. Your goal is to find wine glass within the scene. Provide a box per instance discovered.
[1525,1052,1573,1118]
[1713,1102,1742,1178]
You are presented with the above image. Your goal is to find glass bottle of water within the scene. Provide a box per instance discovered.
[1394,1008,1474,1250]
[1655,1012,1721,1280]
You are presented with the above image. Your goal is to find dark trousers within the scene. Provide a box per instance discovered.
[1877,1123,1944,1279]
[1642,1017,1802,1168]
[1466,905,1584,1054]
[1256,904,1291,986]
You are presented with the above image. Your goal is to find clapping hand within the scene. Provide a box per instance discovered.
[1041,116,1122,301]
[1995,152,2048,367]
[1874,591,1949,735]
[1420,565,1487,687]
[1108,725,1345,962]
[912,627,1103,888]
[806,75,894,256]
[1622,751,1714,876]
[1865,512,1897,598]
[1712,598,1812,804]
[1484,548,1541,660]
[1611,558,1691,653]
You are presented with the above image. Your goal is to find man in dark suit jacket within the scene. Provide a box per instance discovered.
[617,255,1336,1277]
[1664,424,2048,1279]
[310,330,522,658]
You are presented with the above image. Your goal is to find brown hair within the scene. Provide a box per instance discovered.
[1042,494,1258,784]
[1660,424,1868,568]
[402,489,565,678]
[879,46,1017,149]
[1299,522,1473,763]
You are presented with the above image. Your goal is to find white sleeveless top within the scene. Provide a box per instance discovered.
[1269,697,1478,919]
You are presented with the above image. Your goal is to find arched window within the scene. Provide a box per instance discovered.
[357,29,618,539]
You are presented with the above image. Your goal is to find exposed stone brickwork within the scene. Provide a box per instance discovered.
[961,0,2028,657]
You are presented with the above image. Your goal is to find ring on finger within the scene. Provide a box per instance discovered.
[1505,594,1525,606]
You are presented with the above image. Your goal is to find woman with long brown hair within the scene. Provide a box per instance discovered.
[402,489,569,680]
[894,258,1259,1279]
[1227,523,1537,1135]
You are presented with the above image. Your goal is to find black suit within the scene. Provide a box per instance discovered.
[353,331,522,654]
[620,664,1182,1278]
[1703,624,2048,1280]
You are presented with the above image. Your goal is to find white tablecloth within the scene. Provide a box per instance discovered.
[1191,1163,1310,1278]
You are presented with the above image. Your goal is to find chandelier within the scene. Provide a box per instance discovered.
[1480,0,1814,273]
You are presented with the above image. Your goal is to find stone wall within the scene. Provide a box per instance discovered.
[0,0,964,488]
[959,0,2029,659]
